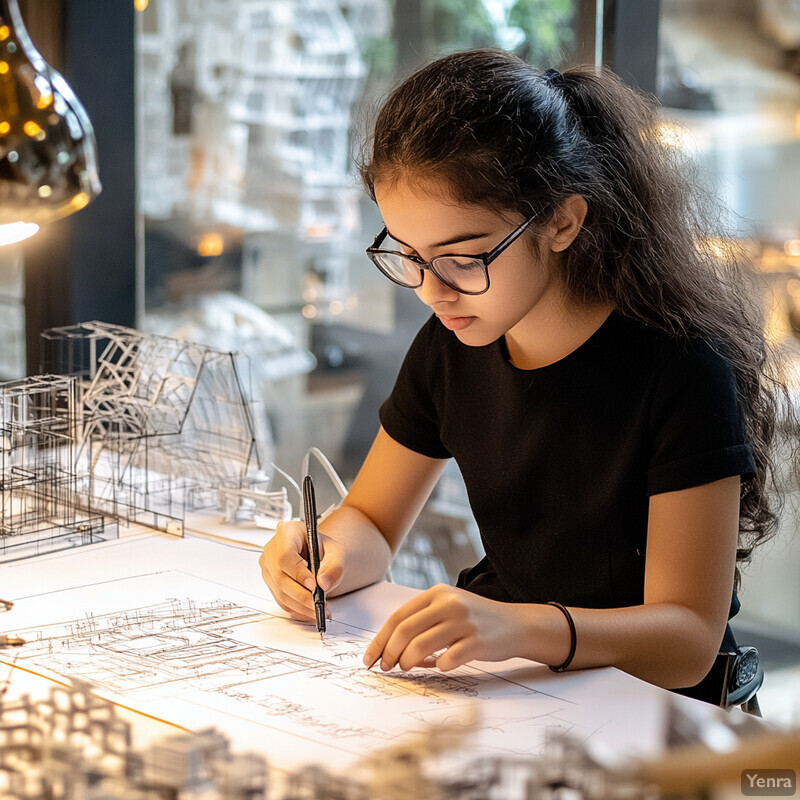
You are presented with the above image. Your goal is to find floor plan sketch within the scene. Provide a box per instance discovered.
[0,570,619,770]
[0,675,661,800]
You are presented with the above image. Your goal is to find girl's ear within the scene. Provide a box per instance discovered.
[547,194,587,252]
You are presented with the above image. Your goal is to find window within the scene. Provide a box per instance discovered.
[657,0,800,636]
[134,0,578,586]
[136,0,577,479]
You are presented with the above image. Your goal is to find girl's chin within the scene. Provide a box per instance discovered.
[452,324,500,348]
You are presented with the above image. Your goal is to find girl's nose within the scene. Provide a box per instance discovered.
[414,270,459,306]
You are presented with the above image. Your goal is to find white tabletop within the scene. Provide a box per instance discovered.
[0,527,720,773]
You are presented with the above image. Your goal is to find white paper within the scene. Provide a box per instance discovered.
[0,534,673,771]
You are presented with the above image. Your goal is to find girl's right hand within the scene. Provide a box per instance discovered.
[259,519,344,620]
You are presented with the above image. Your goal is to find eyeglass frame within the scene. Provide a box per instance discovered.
[365,214,537,295]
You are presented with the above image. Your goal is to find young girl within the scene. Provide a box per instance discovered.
[260,49,787,699]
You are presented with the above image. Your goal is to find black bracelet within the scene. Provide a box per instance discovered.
[547,601,577,673]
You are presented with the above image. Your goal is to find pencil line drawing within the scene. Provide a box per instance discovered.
[12,598,498,702]
[0,571,615,763]
[0,673,662,800]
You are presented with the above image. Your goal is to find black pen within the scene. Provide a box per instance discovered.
[302,475,326,640]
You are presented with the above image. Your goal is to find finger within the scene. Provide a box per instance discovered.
[272,593,317,621]
[277,550,316,593]
[375,605,451,671]
[260,547,319,615]
[394,622,462,671]
[272,532,315,592]
[363,615,402,668]
[274,519,309,555]
[262,523,315,590]
[362,593,437,667]
[362,588,448,667]
[259,546,316,606]
[378,587,471,670]
[260,572,316,621]
[316,558,343,593]
[272,572,316,614]
[433,639,477,672]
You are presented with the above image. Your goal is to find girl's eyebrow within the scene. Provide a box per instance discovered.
[385,227,492,250]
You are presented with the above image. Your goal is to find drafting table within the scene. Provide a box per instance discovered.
[0,527,713,773]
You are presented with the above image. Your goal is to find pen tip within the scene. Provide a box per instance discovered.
[320,632,325,641]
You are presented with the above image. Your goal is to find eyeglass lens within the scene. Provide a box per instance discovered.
[372,252,487,293]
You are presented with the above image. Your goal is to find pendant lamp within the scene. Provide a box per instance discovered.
[0,0,101,246]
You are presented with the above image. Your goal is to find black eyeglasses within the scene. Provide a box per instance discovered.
[366,215,536,295]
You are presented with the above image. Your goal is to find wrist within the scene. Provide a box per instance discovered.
[513,602,579,669]
[319,506,392,595]
[546,602,577,671]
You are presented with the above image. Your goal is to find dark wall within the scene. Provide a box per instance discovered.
[21,0,136,374]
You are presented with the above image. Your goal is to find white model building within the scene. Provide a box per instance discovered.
[137,0,389,312]
[0,681,270,800]
[0,678,674,800]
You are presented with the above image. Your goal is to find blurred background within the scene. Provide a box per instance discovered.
[2,0,800,720]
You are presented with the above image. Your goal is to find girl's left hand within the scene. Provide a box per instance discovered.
[362,584,523,672]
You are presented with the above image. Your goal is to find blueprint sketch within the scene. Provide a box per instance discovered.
[0,570,622,771]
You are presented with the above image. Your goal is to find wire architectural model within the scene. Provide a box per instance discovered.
[42,320,268,532]
[0,375,115,562]
[1,321,284,560]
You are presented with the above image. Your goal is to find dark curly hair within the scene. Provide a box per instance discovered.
[360,48,795,586]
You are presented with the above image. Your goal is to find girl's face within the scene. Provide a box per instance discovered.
[373,179,569,349]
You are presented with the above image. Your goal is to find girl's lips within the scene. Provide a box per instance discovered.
[437,315,476,331]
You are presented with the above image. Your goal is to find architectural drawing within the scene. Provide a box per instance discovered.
[0,674,664,800]
[13,597,494,706]
[0,570,618,770]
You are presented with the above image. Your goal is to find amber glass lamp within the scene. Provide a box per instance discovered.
[0,0,101,246]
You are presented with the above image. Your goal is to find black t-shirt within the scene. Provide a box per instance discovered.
[380,311,756,610]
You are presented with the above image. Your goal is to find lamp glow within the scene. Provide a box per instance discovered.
[197,232,224,256]
[0,222,39,245]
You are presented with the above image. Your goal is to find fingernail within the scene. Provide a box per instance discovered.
[380,660,391,672]
[318,575,331,592]
[303,578,316,592]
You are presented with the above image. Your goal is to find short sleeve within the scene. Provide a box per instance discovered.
[646,339,756,495]
[379,318,452,459]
